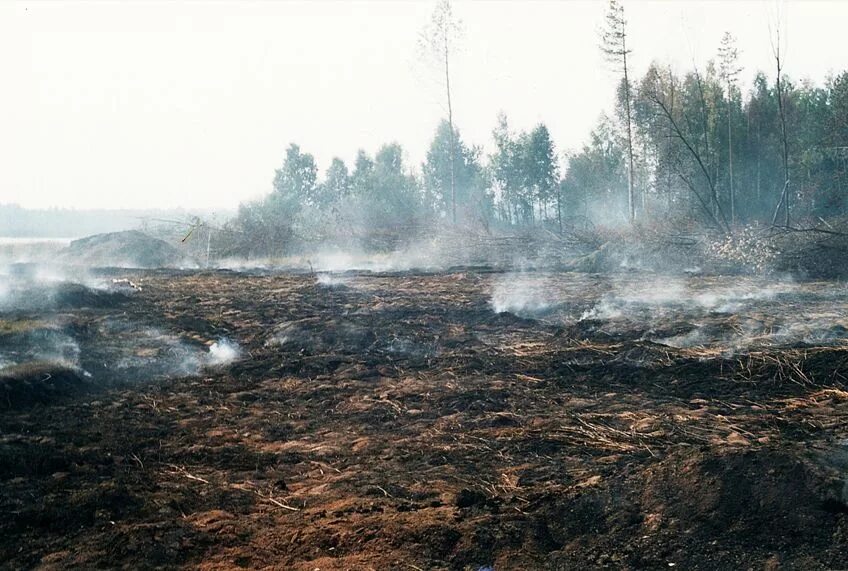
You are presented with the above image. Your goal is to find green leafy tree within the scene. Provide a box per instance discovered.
[273,143,318,203]
[525,124,559,226]
[419,0,463,223]
[317,157,351,208]
[490,113,523,224]
[423,120,490,221]
[352,143,421,227]
[561,115,628,225]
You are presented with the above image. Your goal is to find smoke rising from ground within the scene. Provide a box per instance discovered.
[207,339,242,367]
[488,272,848,353]
[0,263,243,384]
[490,273,557,316]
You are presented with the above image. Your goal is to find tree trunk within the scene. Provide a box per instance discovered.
[756,120,761,208]
[557,188,563,234]
[777,76,790,226]
[444,33,457,225]
[728,101,735,225]
[623,44,636,223]
[774,30,790,227]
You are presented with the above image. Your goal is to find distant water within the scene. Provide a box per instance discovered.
[0,237,75,246]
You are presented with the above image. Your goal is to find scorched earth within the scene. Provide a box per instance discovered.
[2,267,848,570]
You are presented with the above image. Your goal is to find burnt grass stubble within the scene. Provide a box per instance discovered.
[2,268,848,570]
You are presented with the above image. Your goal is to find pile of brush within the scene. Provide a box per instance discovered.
[703,220,848,279]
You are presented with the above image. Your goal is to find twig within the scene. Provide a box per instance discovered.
[167,464,210,484]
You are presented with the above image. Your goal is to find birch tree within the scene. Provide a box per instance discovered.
[420,0,462,224]
[718,32,742,224]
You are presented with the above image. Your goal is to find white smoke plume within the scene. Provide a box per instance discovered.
[206,338,241,366]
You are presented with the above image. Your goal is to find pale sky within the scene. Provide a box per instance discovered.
[1,0,846,210]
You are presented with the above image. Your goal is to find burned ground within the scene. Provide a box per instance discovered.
[2,269,848,570]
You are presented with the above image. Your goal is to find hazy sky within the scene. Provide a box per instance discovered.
[1,0,846,211]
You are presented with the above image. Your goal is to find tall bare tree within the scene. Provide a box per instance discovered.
[770,18,791,227]
[718,32,742,225]
[420,0,462,224]
[601,0,636,223]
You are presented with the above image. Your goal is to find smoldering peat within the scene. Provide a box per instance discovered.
[487,272,848,352]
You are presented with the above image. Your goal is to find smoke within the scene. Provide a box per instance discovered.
[490,273,558,316]
[0,323,82,372]
[0,275,9,306]
[31,329,81,368]
[0,237,72,267]
[0,262,143,313]
[305,240,451,273]
[106,328,242,376]
[0,267,239,382]
[655,326,711,349]
[578,278,798,323]
[485,272,848,353]
[215,250,420,273]
[0,252,246,388]
[213,227,559,274]
[580,279,688,320]
[206,338,241,366]
[311,250,384,272]
[653,313,848,352]
[589,278,848,351]
[579,298,623,321]
[215,257,275,271]
[90,321,200,379]
[315,273,352,288]
[691,283,797,313]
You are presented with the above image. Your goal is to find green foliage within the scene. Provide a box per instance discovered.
[273,144,318,202]
[367,143,421,224]
[226,50,848,254]
[423,120,491,220]
[561,115,628,224]
[229,193,298,257]
[620,60,848,226]
[316,157,351,208]
[490,115,559,225]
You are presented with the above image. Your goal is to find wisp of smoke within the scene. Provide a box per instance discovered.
[579,298,623,321]
[0,324,81,371]
[308,241,444,273]
[0,276,9,306]
[206,338,241,366]
[316,273,350,288]
[580,278,687,321]
[692,283,796,313]
[490,273,554,316]
[216,234,460,274]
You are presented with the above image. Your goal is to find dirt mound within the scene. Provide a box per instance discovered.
[60,230,192,268]
[0,323,78,367]
[0,363,88,409]
[0,281,130,311]
[639,450,846,549]
[519,448,848,570]
[53,282,130,309]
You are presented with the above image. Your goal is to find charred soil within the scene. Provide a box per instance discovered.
[2,269,848,570]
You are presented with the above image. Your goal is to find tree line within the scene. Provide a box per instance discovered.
[224,0,848,256]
